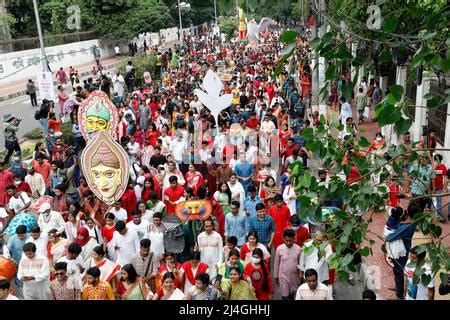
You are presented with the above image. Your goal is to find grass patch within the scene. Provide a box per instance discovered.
[23,128,43,140]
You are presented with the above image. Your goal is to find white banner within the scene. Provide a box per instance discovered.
[37,71,55,102]
[318,57,325,82]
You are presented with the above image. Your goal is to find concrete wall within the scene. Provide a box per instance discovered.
[0,39,125,85]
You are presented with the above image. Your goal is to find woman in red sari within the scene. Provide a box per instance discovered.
[156,253,183,292]
[279,122,292,153]
[184,164,204,196]
[300,74,311,98]
[141,178,155,203]
[148,96,160,119]
[134,124,145,147]
[146,123,160,147]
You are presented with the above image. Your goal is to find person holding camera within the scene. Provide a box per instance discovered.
[2,113,22,166]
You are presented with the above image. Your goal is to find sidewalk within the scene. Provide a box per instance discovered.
[332,107,450,300]
[0,56,122,102]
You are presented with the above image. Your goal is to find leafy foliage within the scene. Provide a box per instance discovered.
[275,0,450,286]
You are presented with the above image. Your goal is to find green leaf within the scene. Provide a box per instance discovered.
[351,56,365,67]
[440,272,448,287]
[321,32,333,45]
[342,253,353,267]
[378,50,392,63]
[369,239,376,245]
[383,17,398,33]
[297,196,311,206]
[335,210,349,221]
[310,36,321,50]
[302,244,314,256]
[427,97,442,108]
[440,58,450,73]
[343,223,353,236]
[359,247,370,257]
[328,253,340,269]
[378,103,401,127]
[422,31,437,41]
[337,43,353,60]
[301,127,314,140]
[358,136,370,148]
[325,64,336,81]
[423,93,434,100]
[421,220,429,234]
[281,31,299,44]
[389,84,404,102]
[430,224,442,238]
[394,118,413,136]
[410,54,424,69]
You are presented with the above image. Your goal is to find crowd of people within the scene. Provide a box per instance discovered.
[1,20,446,301]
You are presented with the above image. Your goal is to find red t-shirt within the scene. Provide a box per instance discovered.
[294,226,310,247]
[434,164,447,190]
[246,118,260,129]
[164,185,185,215]
[269,205,291,249]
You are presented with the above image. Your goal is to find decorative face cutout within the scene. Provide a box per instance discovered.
[81,131,130,205]
[78,90,118,141]
[175,200,212,221]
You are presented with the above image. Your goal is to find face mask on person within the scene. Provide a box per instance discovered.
[14,180,21,186]
[292,226,300,231]
[251,257,261,264]
[376,137,382,142]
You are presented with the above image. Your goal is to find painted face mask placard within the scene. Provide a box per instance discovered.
[81,131,130,205]
[78,90,118,141]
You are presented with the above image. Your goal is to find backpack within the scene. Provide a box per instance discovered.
[34,109,41,120]
[162,215,185,254]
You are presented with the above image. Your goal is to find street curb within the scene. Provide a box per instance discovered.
[0,61,121,103]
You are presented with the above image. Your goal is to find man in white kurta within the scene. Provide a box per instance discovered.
[24,226,48,259]
[227,176,245,210]
[37,202,66,235]
[197,219,223,280]
[17,243,51,300]
[108,222,141,266]
[299,233,333,284]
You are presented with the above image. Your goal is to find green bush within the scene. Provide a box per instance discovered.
[23,128,43,140]
[118,52,158,88]
[219,17,238,41]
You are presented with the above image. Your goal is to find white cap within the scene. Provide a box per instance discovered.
[38,202,51,213]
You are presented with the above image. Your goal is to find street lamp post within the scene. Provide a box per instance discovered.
[178,0,183,47]
[32,0,48,72]
[177,1,191,47]
[214,0,218,27]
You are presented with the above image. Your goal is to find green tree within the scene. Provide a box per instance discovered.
[275,0,450,287]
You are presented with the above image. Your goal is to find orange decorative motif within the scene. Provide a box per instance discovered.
[175,200,212,221]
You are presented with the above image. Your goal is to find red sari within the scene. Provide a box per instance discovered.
[157,263,182,290]
[184,171,204,196]
[149,102,160,118]
[121,189,137,222]
[102,224,116,244]
[147,130,160,147]
[181,261,209,287]
[210,197,225,238]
